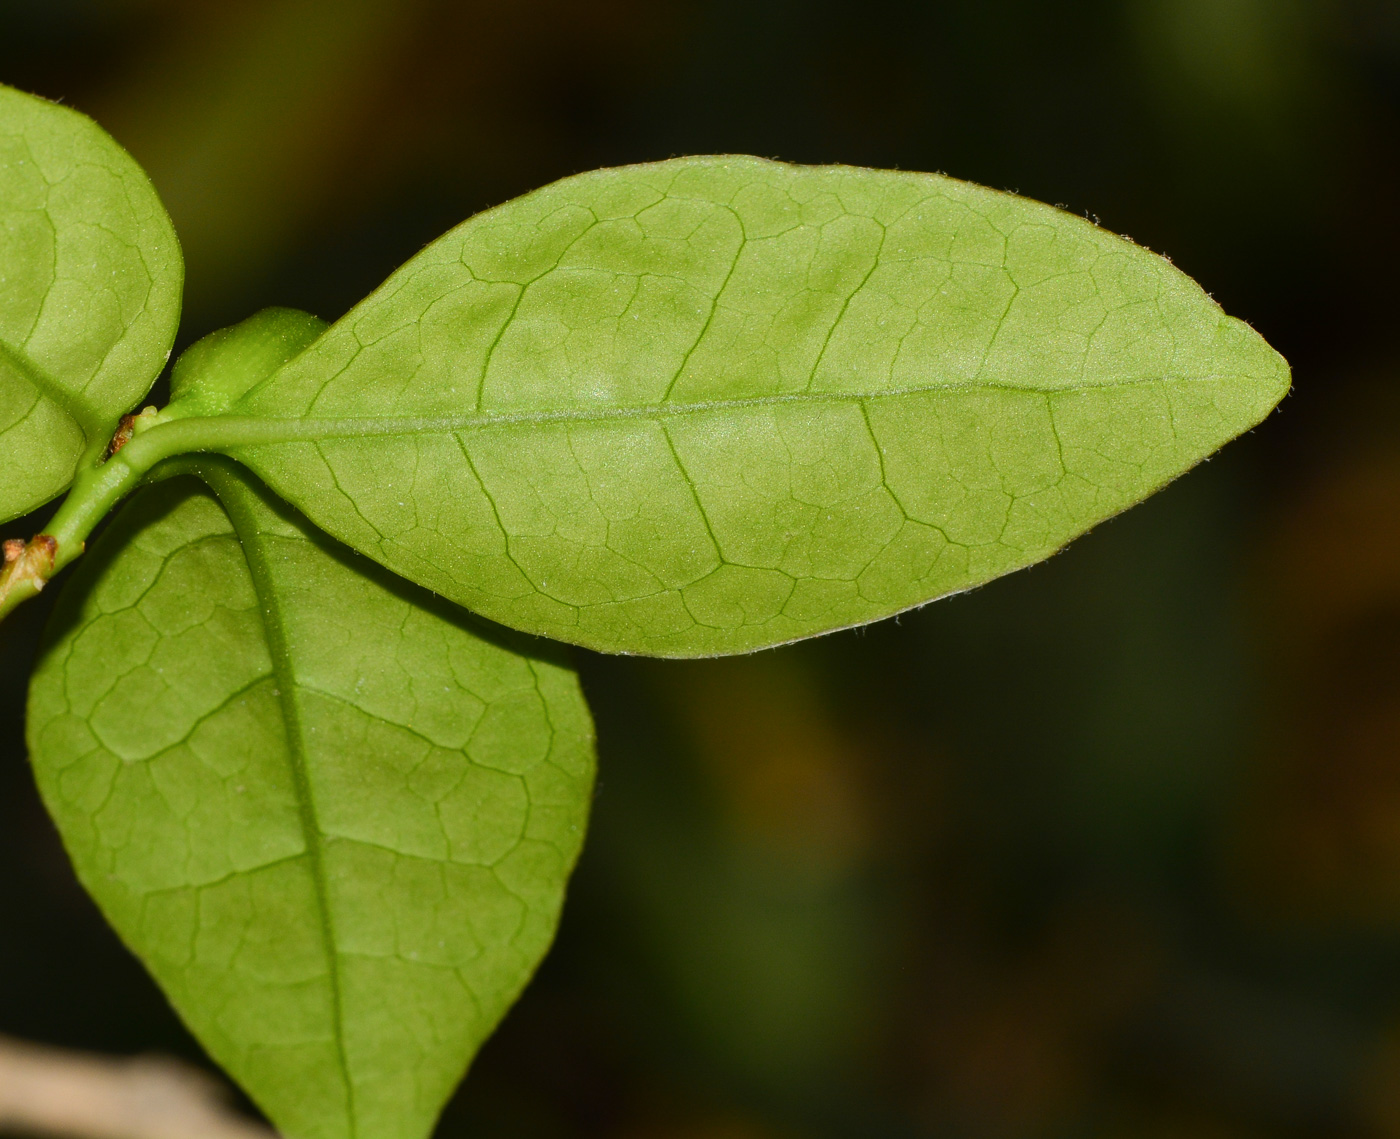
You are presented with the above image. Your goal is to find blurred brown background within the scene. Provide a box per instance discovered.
[3,1,1400,1135]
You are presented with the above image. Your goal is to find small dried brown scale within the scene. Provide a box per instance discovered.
[0,536,59,606]
[104,413,140,459]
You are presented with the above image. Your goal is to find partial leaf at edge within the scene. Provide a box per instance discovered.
[0,83,182,522]
[25,463,595,1139]
[207,155,1287,656]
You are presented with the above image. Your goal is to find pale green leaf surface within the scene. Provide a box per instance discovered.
[204,155,1287,655]
[26,463,595,1139]
[168,306,328,418]
[0,83,182,522]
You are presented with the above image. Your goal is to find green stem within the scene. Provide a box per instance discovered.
[0,414,228,621]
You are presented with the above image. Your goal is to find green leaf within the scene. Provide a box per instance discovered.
[188,156,1286,656]
[168,306,328,418]
[0,83,183,523]
[26,461,595,1139]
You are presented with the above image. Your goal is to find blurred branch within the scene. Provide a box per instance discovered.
[0,1034,275,1139]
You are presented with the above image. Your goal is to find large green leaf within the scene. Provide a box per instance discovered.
[0,83,183,523]
[178,156,1286,656]
[26,461,595,1139]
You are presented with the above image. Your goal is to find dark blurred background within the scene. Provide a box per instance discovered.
[3,1,1400,1135]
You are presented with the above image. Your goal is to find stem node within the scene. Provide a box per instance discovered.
[0,533,61,616]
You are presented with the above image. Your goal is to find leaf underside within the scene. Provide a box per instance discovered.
[210,155,1289,656]
[26,464,595,1139]
[0,84,182,523]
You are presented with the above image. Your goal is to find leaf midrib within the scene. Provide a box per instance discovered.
[0,333,106,439]
[149,369,1273,456]
[206,467,358,1137]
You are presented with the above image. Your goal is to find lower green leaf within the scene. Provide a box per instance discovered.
[25,461,596,1139]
